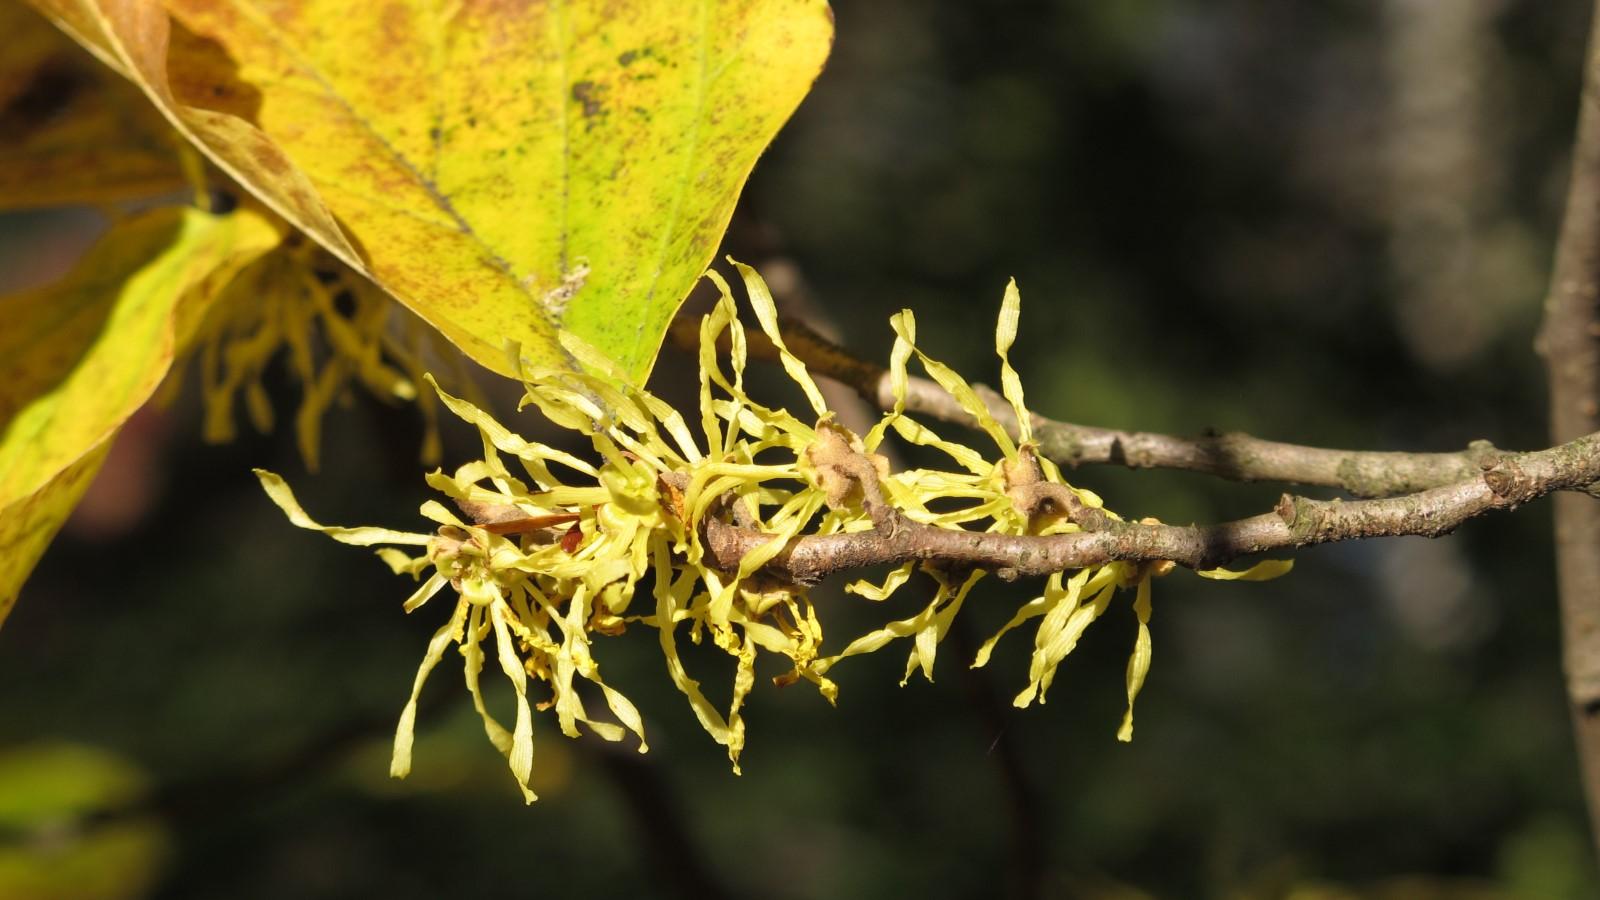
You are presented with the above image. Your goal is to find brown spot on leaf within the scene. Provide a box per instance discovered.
[248,142,289,177]
[571,80,606,125]
[166,20,262,124]
[380,2,413,46]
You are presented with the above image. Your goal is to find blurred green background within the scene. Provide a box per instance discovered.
[3,1,1599,897]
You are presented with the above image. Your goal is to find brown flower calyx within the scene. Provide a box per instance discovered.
[1003,445,1110,532]
[804,416,894,527]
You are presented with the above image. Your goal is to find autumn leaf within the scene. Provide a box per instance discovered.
[29,0,834,383]
[0,1,186,209]
[0,205,281,627]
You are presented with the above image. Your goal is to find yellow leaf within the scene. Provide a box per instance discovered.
[0,1,186,209]
[0,205,281,627]
[0,443,108,631]
[30,0,834,383]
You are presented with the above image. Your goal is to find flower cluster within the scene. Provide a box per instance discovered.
[171,238,470,469]
[258,262,1287,801]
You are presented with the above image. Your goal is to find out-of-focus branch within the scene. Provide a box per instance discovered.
[670,316,1523,498]
[1540,0,1600,859]
[948,619,1045,900]
[585,738,734,900]
[699,430,1600,583]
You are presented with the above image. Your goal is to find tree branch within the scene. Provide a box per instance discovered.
[671,317,1519,499]
[700,430,1600,583]
[668,3,1600,857]
[1541,0,1600,859]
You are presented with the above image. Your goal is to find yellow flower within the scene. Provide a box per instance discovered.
[258,262,1291,798]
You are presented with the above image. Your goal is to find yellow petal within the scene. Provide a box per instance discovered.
[462,605,514,755]
[863,313,914,452]
[816,571,980,683]
[596,683,649,753]
[430,376,598,476]
[731,260,828,417]
[725,638,758,774]
[1117,577,1155,742]
[1196,559,1294,581]
[903,571,982,684]
[890,308,1016,459]
[845,562,916,601]
[391,597,468,779]
[651,540,734,751]
[696,290,735,458]
[401,573,449,614]
[1013,568,1093,707]
[888,412,991,476]
[254,470,432,546]
[993,279,1031,445]
[489,598,538,803]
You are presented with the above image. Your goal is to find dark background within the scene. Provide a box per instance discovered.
[2,1,1597,897]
